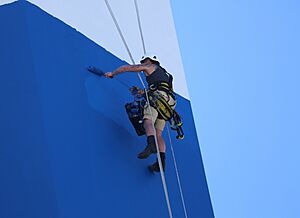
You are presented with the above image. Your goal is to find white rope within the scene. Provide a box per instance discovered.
[103,0,146,89]
[167,126,188,218]
[104,1,173,217]
[133,1,188,217]
[134,0,146,54]
[143,83,173,218]
[133,1,173,217]
[103,0,135,64]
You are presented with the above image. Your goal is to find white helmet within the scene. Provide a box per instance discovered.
[140,53,160,64]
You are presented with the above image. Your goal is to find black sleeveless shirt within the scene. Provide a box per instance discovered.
[146,66,173,89]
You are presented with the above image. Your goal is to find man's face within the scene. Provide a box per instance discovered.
[142,58,151,64]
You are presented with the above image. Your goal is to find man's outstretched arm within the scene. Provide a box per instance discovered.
[104,64,150,78]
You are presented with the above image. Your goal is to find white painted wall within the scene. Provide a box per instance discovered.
[0,0,14,4]
[1,0,189,99]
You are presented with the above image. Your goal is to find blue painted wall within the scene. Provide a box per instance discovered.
[0,1,214,217]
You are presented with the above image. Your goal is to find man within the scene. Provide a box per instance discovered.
[104,54,176,172]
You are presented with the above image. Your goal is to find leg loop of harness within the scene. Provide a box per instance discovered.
[147,90,174,121]
[147,90,184,140]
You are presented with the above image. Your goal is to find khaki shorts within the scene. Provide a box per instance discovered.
[143,90,176,131]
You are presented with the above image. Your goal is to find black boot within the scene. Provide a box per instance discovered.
[137,136,157,159]
[148,152,166,172]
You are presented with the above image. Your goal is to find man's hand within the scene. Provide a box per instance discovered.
[130,86,144,95]
[104,72,114,78]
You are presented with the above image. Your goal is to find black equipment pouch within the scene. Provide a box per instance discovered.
[125,99,146,136]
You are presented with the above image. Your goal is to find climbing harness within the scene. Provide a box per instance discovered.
[146,80,184,139]
[147,90,173,121]
[125,85,184,140]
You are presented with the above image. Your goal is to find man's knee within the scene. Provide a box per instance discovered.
[143,118,152,126]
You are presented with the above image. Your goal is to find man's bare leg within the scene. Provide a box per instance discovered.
[143,118,155,136]
[155,129,166,153]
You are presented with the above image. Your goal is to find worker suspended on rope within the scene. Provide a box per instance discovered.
[104,54,176,172]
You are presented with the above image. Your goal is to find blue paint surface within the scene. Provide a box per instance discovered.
[0,1,214,217]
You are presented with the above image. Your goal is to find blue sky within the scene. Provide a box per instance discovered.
[171,1,300,218]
